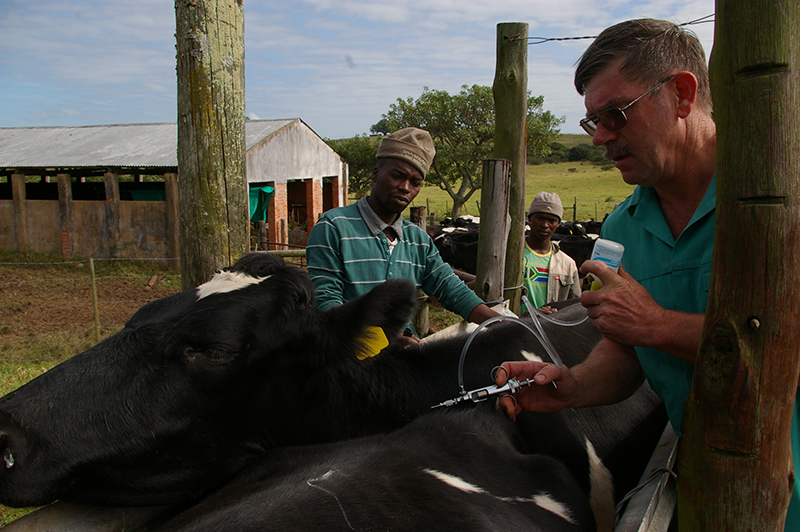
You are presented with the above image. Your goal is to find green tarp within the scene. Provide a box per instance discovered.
[249,185,275,222]
[128,189,166,201]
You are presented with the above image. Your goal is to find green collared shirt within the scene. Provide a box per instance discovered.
[603,177,800,527]
[306,197,485,334]
[602,179,715,432]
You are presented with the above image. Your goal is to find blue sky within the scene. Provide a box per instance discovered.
[0,0,715,140]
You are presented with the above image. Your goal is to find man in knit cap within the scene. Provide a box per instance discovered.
[522,192,581,314]
[307,127,500,346]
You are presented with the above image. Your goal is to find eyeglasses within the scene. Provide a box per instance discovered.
[579,75,675,135]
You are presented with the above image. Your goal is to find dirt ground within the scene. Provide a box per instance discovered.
[0,258,182,363]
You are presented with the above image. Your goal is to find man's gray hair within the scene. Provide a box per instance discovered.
[574,19,712,113]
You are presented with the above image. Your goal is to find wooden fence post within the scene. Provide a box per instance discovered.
[410,206,430,336]
[493,22,528,314]
[677,1,800,529]
[57,173,73,258]
[475,159,511,304]
[11,173,28,253]
[175,0,247,289]
[104,171,120,258]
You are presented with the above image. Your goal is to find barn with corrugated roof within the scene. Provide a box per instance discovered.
[0,120,348,262]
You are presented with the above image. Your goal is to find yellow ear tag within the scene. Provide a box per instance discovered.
[357,326,389,360]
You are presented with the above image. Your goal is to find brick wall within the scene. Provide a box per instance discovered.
[305,179,323,234]
[268,182,288,249]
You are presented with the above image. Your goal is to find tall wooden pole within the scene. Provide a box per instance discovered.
[492,22,528,314]
[175,0,248,290]
[677,1,800,529]
[475,159,511,304]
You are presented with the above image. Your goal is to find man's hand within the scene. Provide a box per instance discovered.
[580,261,666,347]
[494,361,580,421]
[580,260,703,364]
[393,331,420,348]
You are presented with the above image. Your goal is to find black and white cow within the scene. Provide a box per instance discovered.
[0,253,664,528]
[156,407,597,532]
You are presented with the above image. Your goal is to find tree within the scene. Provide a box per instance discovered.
[369,119,391,135]
[326,135,378,198]
[383,84,563,217]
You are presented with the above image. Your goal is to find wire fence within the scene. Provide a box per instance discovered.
[0,256,182,364]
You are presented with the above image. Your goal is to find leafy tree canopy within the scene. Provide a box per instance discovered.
[370,118,391,135]
[325,135,378,198]
[382,84,563,217]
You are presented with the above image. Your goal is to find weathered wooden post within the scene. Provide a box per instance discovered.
[11,173,28,253]
[103,171,120,258]
[410,205,429,336]
[475,159,511,304]
[677,1,800,529]
[175,0,248,289]
[492,22,528,314]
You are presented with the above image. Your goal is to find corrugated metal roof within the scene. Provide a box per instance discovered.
[0,119,298,170]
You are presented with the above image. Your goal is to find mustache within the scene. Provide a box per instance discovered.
[604,145,632,160]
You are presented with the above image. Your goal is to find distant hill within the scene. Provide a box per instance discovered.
[556,133,594,148]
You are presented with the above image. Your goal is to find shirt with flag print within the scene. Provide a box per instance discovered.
[522,243,552,310]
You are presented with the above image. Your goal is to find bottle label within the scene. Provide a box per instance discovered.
[589,239,624,290]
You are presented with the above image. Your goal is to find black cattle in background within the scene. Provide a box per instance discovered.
[440,214,481,231]
[432,216,603,275]
[554,221,589,238]
[430,215,482,275]
[433,229,480,275]
[552,234,596,272]
[0,253,664,530]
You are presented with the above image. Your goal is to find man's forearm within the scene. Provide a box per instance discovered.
[643,310,704,364]
[466,303,501,324]
[570,338,645,408]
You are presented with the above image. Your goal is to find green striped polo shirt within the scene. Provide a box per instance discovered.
[306,198,485,330]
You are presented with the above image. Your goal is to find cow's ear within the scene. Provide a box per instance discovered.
[325,280,416,343]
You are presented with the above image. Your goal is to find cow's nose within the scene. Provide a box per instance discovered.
[0,432,15,469]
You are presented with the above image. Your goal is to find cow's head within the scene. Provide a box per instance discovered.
[0,252,415,507]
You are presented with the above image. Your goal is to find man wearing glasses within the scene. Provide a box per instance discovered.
[496,18,800,528]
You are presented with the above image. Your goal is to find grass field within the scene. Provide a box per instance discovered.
[554,133,595,149]
[411,159,633,223]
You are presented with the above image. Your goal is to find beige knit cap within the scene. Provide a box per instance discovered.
[528,191,563,220]
[376,127,436,176]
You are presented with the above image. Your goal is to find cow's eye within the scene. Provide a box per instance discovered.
[182,346,235,365]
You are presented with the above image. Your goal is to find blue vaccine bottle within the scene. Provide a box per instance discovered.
[589,239,624,290]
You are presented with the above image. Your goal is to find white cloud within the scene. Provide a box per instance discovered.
[1,0,715,137]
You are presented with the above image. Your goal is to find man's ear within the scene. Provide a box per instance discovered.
[672,71,699,119]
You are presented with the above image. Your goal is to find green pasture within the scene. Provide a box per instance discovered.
[411,159,634,223]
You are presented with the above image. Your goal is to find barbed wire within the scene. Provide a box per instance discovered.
[0,257,178,266]
[518,14,715,45]
[0,274,178,286]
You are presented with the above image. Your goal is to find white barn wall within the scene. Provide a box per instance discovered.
[245,119,346,206]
